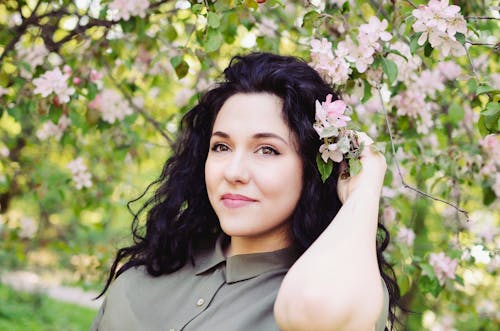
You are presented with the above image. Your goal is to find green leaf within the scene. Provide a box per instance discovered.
[165,25,178,42]
[87,83,98,101]
[244,0,258,9]
[455,32,466,46]
[476,84,498,96]
[207,12,221,29]
[316,154,333,182]
[482,183,496,205]
[409,32,422,54]
[420,263,436,278]
[466,79,477,94]
[348,158,362,177]
[424,41,433,57]
[381,58,398,85]
[418,275,442,298]
[191,4,204,14]
[302,10,320,30]
[341,0,350,13]
[477,116,489,136]
[361,79,372,103]
[481,101,500,116]
[448,104,464,124]
[481,102,500,132]
[387,49,408,62]
[204,29,223,53]
[170,55,183,68]
[170,56,189,79]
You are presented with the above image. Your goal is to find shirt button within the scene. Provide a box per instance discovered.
[196,298,205,306]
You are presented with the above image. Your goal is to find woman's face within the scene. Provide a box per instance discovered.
[205,93,303,253]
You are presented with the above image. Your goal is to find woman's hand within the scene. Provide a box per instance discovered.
[337,131,387,204]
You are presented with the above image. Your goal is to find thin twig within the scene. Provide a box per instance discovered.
[405,0,418,9]
[463,44,480,83]
[375,85,471,222]
[107,71,174,146]
[466,41,497,47]
[465,16,499,20]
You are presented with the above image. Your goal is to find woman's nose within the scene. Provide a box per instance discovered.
[223,152,250,184]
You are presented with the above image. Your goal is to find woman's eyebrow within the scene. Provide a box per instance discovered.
[252,132,289,146]
[211,131,289,146]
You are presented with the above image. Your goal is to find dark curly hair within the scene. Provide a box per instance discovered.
[99,52,403,330]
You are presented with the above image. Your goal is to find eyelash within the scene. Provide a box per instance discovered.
[210,143,280,155]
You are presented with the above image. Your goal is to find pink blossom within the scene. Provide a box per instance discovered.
[0,86,8,97]
[336,36,374,73]
[479,134,500,156]
[359,16,392,44]
[67,157,92,190]
[63,65,72,75]
[32,67,75,103]
[89,89,133,123]
[437,61,462,80]
[383,206,397,225]
[412,0,467,57]
[396,226,416,246]
[36,115,72,141]
[109,0,150,21]
[315,94,351,130]
[319,143,344,162]
[391,89,428,119]
[387,41,422,82]
[414,69,445,98]
[309,38,351,85]
[0,146,9,158]
[257,17,278,38]
[16,43,48,70]
[90,69,103,82]
[428,252,458,285]
[73,77,82,85]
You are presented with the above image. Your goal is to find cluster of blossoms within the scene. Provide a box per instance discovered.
[16,43,49,78]
[314,94,352,164]
[412,0,467,57]
[309,38,351,85]
[36,115,71,141]
[88,89,133,124]
[32,67,75,103]
[396,226,416,247]
[428,252,458,285]
[67,158,92,190]
[390,60,461,134]
[309,16,392,85]
[109,0,149,21]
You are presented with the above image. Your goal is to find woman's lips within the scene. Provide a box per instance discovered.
[221,194,257,208]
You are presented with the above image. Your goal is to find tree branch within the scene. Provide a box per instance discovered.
[375,85,471,222]
[465,16,500,20]
[107,71,174,147]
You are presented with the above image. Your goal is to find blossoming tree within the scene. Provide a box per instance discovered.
[0,0,498,329]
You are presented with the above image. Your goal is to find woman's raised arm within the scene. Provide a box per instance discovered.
[274,133,387,331]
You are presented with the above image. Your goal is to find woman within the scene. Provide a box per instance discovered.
[91,53,401,330]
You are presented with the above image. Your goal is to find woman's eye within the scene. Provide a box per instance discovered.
[257,146,279,155]
[211,143,230,152]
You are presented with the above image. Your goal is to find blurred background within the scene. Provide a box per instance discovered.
[0,0,499,330]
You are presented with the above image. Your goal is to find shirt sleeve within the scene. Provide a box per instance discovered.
[89,298,106,331]
[375,278,390,331]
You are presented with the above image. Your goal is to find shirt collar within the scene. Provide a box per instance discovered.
[194,233,301,284]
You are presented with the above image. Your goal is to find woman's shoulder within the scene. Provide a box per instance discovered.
[107,266,149,293]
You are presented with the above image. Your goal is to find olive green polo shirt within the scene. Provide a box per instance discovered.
[90,235,389,331]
